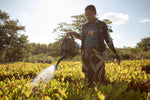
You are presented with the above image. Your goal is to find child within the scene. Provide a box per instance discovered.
[68,5,120,87]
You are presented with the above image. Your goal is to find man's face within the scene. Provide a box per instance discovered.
[85,10,96,23]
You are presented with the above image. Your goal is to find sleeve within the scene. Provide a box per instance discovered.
[102,22,113,46]
[80,26,83,40]
[80,24,86,40]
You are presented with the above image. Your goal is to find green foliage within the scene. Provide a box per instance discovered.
[26,43,51,55]
[53,14,87,39]
[0,10,28,63]
[50,39,63,57]
[0,60,150,99]
[71,14,87,33]
[0,10,25,50]
[25,54,52,63]
[0,10,150,63]
[52,14,114,59]
[136,37,150,51]
[53,14,113,39]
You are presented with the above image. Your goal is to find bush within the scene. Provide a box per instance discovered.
[25,54,52,63]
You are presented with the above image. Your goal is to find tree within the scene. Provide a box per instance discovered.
[136,37,150,51]
[0,10,28,62]
[53,14,113,39]
[50,39,63,57]
[52,14,113,57]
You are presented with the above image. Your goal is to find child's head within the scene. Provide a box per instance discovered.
[85,5,97,23]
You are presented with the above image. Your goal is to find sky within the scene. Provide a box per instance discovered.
[0,0,150,48]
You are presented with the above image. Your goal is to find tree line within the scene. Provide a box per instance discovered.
[0,10,150,63]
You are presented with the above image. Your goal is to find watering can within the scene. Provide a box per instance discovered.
[55,33,80,70]
[30,34,79,86]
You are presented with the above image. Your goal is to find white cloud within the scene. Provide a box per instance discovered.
[111,33,122,40]
[140,19,150,23]
[100,12,129,25]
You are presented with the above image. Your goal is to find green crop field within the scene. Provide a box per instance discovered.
[0,60,150,100]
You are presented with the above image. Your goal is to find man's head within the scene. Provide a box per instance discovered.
[85,5,97,23]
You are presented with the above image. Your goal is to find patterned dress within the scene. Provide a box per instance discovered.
[81,24,106,86]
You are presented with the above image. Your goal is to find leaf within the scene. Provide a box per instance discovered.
[107,84,112,93]
[147,92,150,100]
[45,96,51,100]
[0,90,3,95]
[115,84,128,96]
[97,92,105,100]
[58,87,67,99]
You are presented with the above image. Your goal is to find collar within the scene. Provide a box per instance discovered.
[87,18,99,25]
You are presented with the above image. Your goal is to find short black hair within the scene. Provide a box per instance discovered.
[85,5,97,14]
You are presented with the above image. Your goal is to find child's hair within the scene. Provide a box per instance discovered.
[85,5,97,14]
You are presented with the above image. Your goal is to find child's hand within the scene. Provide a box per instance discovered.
[67,32,76,36]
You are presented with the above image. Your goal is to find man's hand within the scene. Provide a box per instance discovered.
[114,53,121,65]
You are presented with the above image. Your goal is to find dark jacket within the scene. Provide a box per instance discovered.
[81,19,113,53]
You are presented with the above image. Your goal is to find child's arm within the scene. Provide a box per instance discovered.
[102,22,121,64]
[67,32,81,40]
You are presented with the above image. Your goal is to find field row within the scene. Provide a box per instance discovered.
[0,60,150,99]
